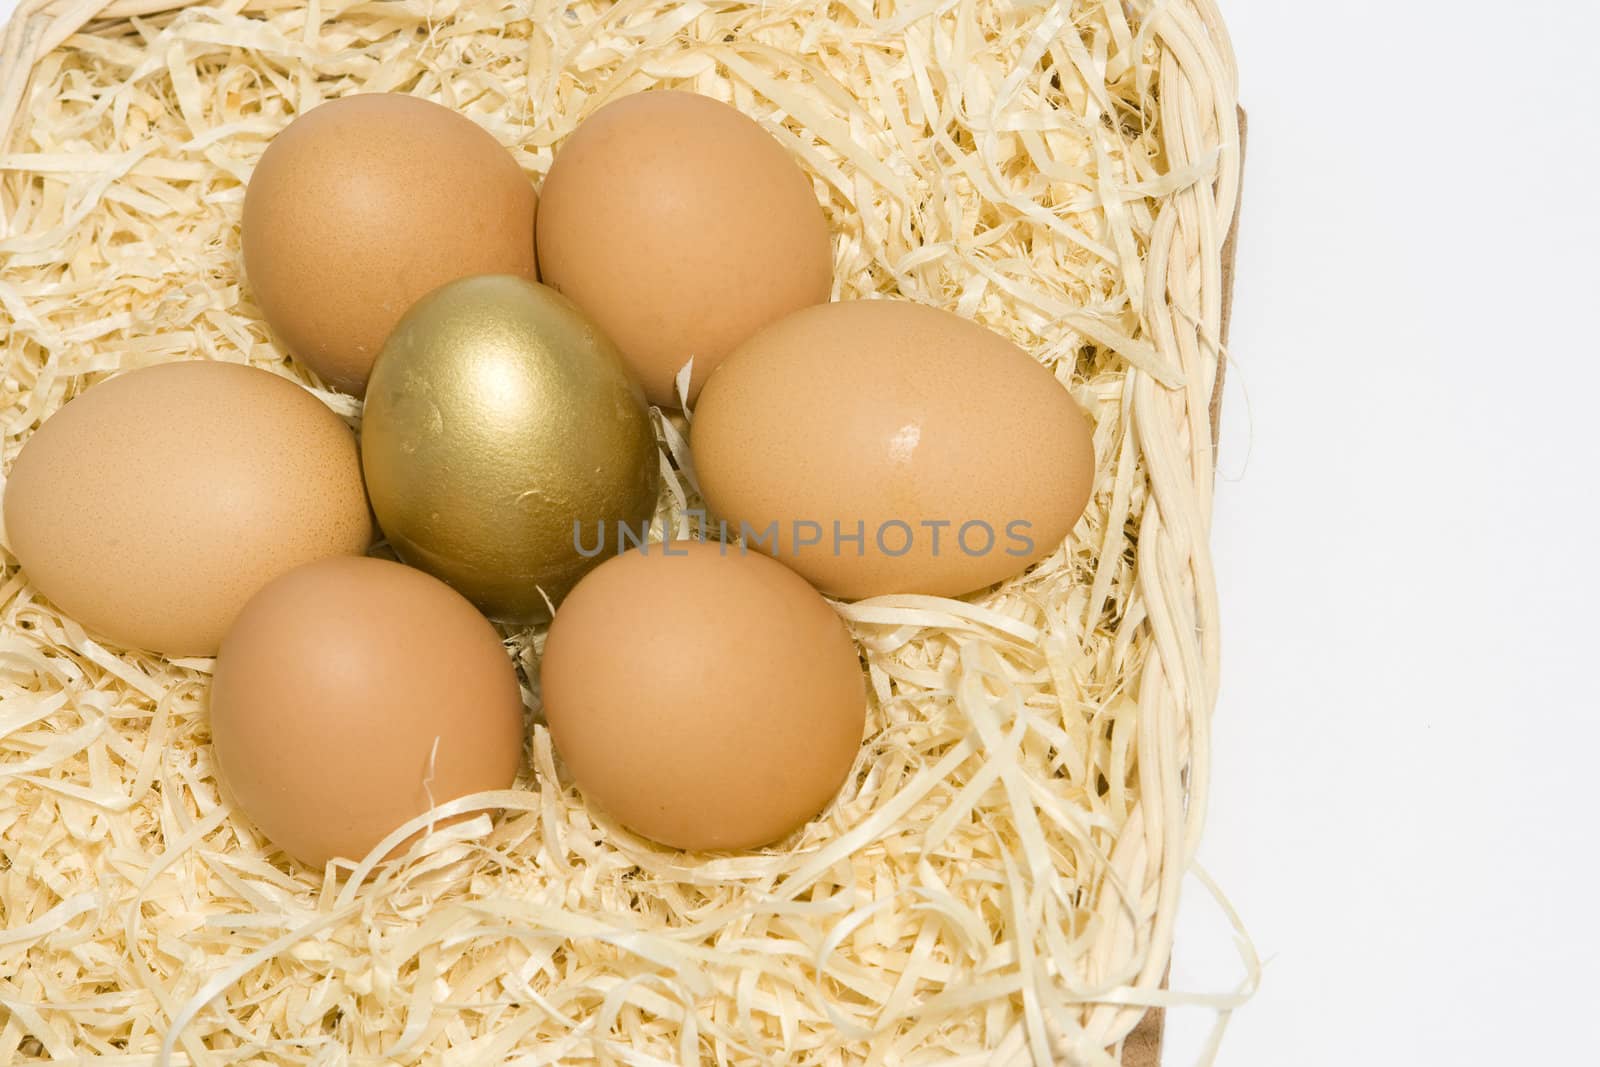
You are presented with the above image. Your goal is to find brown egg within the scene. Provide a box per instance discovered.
[540,540,865,851]
[691,300,1097,600]
[536,90,832,408]
[210,556,526,869]
[2,361,372,656]
[242,93,538,395]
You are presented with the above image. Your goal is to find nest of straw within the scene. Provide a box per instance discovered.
[0,1,1244,1063]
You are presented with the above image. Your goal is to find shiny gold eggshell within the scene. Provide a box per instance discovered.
[360,275,659,622]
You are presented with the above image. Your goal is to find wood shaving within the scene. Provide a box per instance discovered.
[0,0,1250,1062]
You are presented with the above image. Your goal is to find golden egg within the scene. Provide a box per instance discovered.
[360,275,660,622]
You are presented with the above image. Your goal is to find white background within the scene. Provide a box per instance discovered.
[4,1,1597,1064]
[1167,1,1600,1064]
